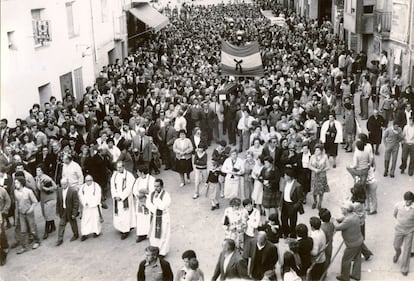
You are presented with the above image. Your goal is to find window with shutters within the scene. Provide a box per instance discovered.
[66,1,79,38]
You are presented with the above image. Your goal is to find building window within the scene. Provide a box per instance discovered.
[7,31,17,50]
[31,8,51,47]
[363,5,374,14]
[66,1,79,38]
[101,0,108,23]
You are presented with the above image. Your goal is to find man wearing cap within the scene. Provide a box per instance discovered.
[132,167,155,243]
[393,191,414,276]
[334,201,363,281]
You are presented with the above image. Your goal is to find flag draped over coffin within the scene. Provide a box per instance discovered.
[220,40,264,77]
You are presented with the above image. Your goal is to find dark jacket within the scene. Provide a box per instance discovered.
[280,180,304,214]
[297,237,314,276]
[243,239,278,279]
[137,258,173,281]
[212,251,248,281]
[56,187,79,220]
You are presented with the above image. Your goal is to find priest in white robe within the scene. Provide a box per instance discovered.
[78,175,102,240]
[146,179,171,257]
[132,167,155,242]
[110,161,136,239]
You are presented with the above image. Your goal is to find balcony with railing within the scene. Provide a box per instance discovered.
[374,10,392,40]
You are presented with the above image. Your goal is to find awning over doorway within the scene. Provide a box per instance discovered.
[129,3,169,32]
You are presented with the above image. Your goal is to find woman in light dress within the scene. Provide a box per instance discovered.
[222,197,247,251]
[247,138,264,160]
[221,150,244,199]
[243,151,256,201]
[308,144,330,210]
[251,156,265,212]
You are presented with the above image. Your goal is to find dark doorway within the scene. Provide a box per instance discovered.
[318,0,332,24]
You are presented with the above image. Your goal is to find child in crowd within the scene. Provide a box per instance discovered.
[258,213,280,244]
[205,160,222,211]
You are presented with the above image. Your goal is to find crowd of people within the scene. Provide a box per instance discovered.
[1,0,414,280]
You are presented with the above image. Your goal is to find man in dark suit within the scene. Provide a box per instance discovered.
[280,168,304,238]
[251,100,268,121]
[212,239,249,280]
[85,147,112,208]
[243,231,278,280]
[137,246,173,281]
[131,127,152,172]
[200,102,216,146]
[158,119,177,170]
[56,178,80,246]
[296,223,314,277]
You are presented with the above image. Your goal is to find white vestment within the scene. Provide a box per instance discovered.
[146,189,171,256]
[110,170,136,233]
[132,175,155,236]
[78,182,102,235]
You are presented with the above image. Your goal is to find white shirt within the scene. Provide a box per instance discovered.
[405,110,412,124]
[283,180,294,202]
[62,188,68,209]
[256,243,265,251]
[301,151,311,168]
[223,252,234,273]
[194,135,200,148]
[403,124,414,144]
[108,146,121,163]
[310,229,326,263]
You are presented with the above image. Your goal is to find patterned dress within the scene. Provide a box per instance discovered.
[223,207,247,250]
[309,154,330,196]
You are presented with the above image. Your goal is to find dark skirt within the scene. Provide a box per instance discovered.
[262,187,278,209]
[175,158,193,174]
[297,168,311,193]
[324,142,338,156]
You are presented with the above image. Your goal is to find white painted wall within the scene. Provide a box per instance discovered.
[0,0,129,122]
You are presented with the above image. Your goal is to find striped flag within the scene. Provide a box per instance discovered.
[221,40,264,77]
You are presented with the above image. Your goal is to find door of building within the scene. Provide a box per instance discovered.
[38,83,52,109]
[73,67,84,102]
[59,72,74,99]
[108,48,116,65]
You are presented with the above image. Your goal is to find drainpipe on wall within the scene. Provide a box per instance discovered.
[89,0,98,66]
